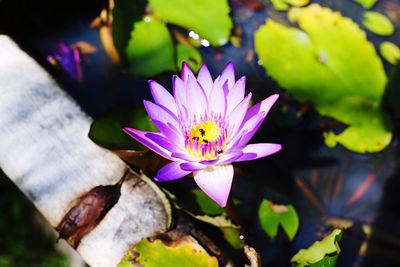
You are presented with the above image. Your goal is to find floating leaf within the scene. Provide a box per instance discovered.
[291,229,343,267]
[258,199,299,240]
[112,0,147,57]
[126,16,176,76]
[271,0,289,11]
[118,236,218,267]
[353,0,378,9]
[176,43,202,73]
[380,41,400,64]
[222,227,243,250]
[254,4,391,153]
[362,11,394,36]
[286,0,309,7]
[148,0,233,46]
[89,107,157,150]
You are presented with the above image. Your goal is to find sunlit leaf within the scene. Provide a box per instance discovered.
[254,4,391,153]
[291,229,343,267]
[118,237,218,267]
[271,0,289,11]
[126,16,176,76]
[362,11,394,36]
[353,0,378,9]
[112,0,147,57]
[89,107,157,150]
[258,199,299,240]
[176,43,202,73]
[380,41,400,64]
[148,0,233,46]
[286,0,309,7]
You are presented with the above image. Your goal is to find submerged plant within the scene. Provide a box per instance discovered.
[124,63,281,207]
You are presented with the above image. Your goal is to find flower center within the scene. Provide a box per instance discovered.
[185,119,226,160]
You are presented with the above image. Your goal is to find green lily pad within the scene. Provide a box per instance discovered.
[118,237,218,267]
[176,43,202,73]
[362,11,395,36]
[254,4,391,153]
[353,0,378,9]
[271,0,309,11]
[222,227,243,250]
[89,107,157,150]
[380,41,400,64]
[291,229,343,267]
[148,0,233,46]
[258,199,299,240]
[111,0,146,57]
[126,16,176,76]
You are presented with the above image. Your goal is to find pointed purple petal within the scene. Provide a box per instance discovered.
[235,143,282,162]
[197,64,214,97]
[226,76,246,115]
[235,112,266,147]
[220,61,235,89]
[152,120,183,145]
[144,100,179,130]
[217,151,244,164]
[173,75,188,119]
[208,78,226,117]
[171,152,197,161]
[123,128,173,160]
[181,62,195,82]
[180,162,207,171]
[145,132,182,153]
[227,93,252,136]
[155,160,191,181]
[187,75,208,120]
[244,94,279,122]
[193,164,234,207]
[149,80,178,115]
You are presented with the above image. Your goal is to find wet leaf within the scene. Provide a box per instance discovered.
[56,184,121,248]
[258,199,299,240]
[112,0,147,57]
[126,16,176,76]
[353,0,378,9]
[89,107,157,150]
[291,229,343,267]
[380,41,400,64]
[176,43,202,73]
[362,11,394,36]
[118,236,218,267]
[148,0,233,46]
[254,4,391,153]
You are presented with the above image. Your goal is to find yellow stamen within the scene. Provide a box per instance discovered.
[189,120,220,145]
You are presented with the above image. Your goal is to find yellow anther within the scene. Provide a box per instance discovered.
[189,120,220,145]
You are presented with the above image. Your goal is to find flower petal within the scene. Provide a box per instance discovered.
[226,76,246,115]
[155,160,191,181]
[220,61,235,89]
[171,152,197,161]
[235,143,282,162]
[173,75,188,118]
[152,120,183,145]
[145,132,182,153]
[144,100,179,130]
[217,151,244,165]
[123,128,173,160]
[180,161,207,171]
[187,75,208,121]
[193,164,234,207]
[243,94,279,122]
[197,64,213,96]
[208,78,227,117]
[227,93,252,136]
[181,62,196,82]
[149,80,178,116]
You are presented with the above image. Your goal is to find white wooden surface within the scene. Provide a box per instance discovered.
[0,36,169,267]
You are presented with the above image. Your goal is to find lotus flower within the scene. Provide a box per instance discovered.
[124,62,281,207]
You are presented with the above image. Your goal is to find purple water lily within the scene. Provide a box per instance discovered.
[124,62,281,207]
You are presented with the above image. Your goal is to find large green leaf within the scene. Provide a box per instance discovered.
[291,229,343,267]
[111,0,147,57]
[258,199,299,241]
[148,0,233,46]
[176,43,202,73]
[118,237,218,267]
[254,4,391,153]
[126,16,176,76]
[89,107,157,150]
[353,0,378,9]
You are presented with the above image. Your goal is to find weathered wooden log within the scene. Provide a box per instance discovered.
[0,35,170,267]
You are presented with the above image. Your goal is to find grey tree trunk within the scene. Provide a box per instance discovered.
[0,36,170,267]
